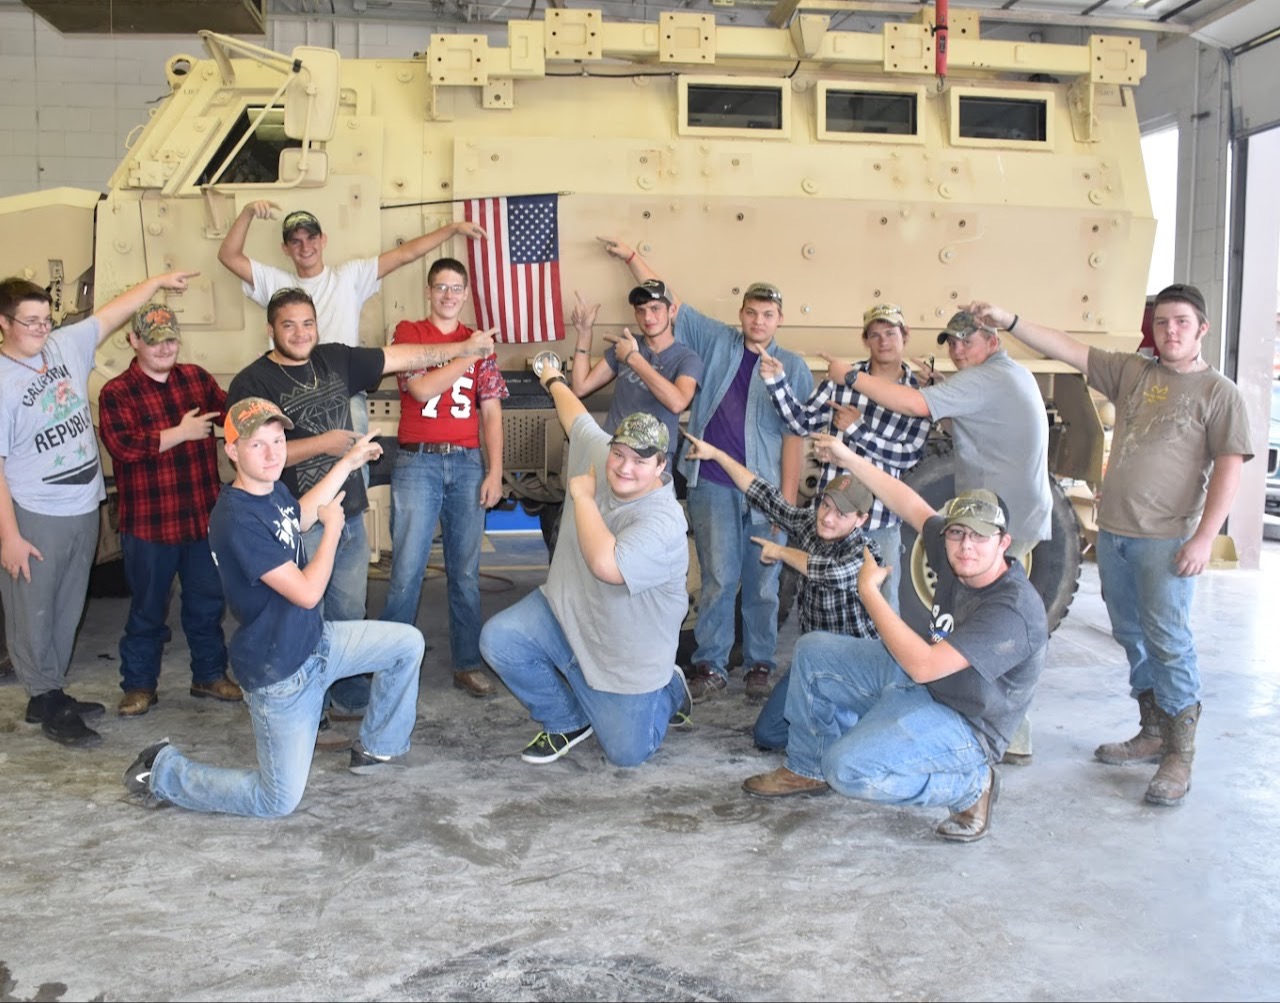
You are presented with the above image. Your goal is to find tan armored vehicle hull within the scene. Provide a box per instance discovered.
[0,6,1153,631]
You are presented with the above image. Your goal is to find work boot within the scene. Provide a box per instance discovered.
[1095,689,1164,765]
[1144,702,1201,807]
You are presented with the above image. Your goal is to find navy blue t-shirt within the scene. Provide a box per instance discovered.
[208,483,323,691]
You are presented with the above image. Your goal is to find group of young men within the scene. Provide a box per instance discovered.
[0,206,1252,835]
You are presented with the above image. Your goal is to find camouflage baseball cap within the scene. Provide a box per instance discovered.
[862,303,906,330]
[281,210,322,240]
[610,412,670,458]
[935,309,995,345]
[224,396,294,445]
[743,282,783,309]
[131,302,181,345]
[822,473,874,516]
[940,489,1008,537]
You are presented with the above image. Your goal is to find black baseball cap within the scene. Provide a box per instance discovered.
[628,279,672,307]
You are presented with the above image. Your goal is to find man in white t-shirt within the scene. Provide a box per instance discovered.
[217,202,487,438]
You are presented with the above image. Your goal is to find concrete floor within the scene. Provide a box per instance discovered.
[1,537,1278,1003]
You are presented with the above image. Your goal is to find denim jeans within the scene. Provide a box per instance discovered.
[119,533,227,691]
[479,589,686,767]
[686,480,783,675]
[382,447,485,671]
[753,669,791,750]
[862,522,902,614]
[1096,530,1199,716]
[784,631,989,812]
[303,512,372,712]
[149,619,423,817]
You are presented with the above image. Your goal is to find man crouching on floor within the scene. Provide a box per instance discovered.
[743,434,1048,843]
[122,398,425,815]
[479,352,691,766]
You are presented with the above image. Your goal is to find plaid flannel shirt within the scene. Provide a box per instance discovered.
[746,478,880,638]
[99,360,227,545]
[764,360,930,530]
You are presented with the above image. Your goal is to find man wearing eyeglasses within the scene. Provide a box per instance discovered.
[758,303,931,611]
[970,288,1252,808]
[217,202,487,443]
[742,434,1048,844]
[380,258,508,699]
[227,288,495,730]
[0,269,198,747]
[600,238,813,705]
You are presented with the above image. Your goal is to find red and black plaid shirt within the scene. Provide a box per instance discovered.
[99,360,227,545]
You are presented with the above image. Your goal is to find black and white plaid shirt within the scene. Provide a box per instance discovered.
[764,361,931,530]
[746,479,881,639]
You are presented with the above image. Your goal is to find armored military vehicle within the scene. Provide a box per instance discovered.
[0,4,1153,633]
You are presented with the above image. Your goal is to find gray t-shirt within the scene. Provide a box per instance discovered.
[603,339,703,463]
[1088,350,1253,539]
[0,317,106,516]
[542,413,689,695]
[921,514,1048,762]
[920,349,1052,547]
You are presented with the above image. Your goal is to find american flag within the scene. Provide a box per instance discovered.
[463,194,564,344]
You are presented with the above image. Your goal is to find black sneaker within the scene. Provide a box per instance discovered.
[41,694,103,747]
[349,743,399,775]
[669,667,693,729]
[122,739,171,807]
[25,690,106,724]
[520,725,594,764]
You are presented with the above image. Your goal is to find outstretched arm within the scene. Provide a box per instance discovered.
[597,236,682,310]
[218,200,278,284]
[382,327,495,375]
[759,349,836,436]
[538,354,590,436]
[969,301,1089,373]
[681,431,756,494]
[844,364,932,419]
[376,220,487,280]
[811,433,935,534]
[94,271,200,347]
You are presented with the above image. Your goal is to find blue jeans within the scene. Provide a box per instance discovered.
[687,480,783,675]
[119,533,227,691]
[1096,530,1199,716]
[753,669,791,750]
[303,512,371,712]
[784,631,989,812]
[149,619,423,817]
[863,522,902,614]
[382,447,485,671]
[479,589,686,767]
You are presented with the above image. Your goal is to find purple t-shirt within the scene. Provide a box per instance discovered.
[698,346,755,488]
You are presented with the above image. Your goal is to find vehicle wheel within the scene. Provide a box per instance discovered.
[898,450,1082,636]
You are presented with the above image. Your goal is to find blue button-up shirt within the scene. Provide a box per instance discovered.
[674,304,814,488]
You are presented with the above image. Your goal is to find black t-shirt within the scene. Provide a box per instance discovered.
[228,344,384,519]
[921,514,1049,761]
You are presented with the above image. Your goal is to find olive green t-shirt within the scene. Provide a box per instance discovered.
[1088,350,1253,539]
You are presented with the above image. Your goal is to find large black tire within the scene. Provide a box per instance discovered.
[898,450,1082,636]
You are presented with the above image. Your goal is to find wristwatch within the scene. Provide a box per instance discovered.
[544,374,568,391]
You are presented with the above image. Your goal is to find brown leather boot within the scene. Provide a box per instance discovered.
[1095,689,1164,765]
[1144,702,1200,806]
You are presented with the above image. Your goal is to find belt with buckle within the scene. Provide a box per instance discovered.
[399,441,470,455]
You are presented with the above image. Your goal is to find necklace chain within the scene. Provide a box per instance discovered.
[272,356,319,391]
[0,347,48,374]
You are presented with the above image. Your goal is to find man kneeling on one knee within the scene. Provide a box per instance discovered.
[479,353,690,767]
[743,434,1048,842]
